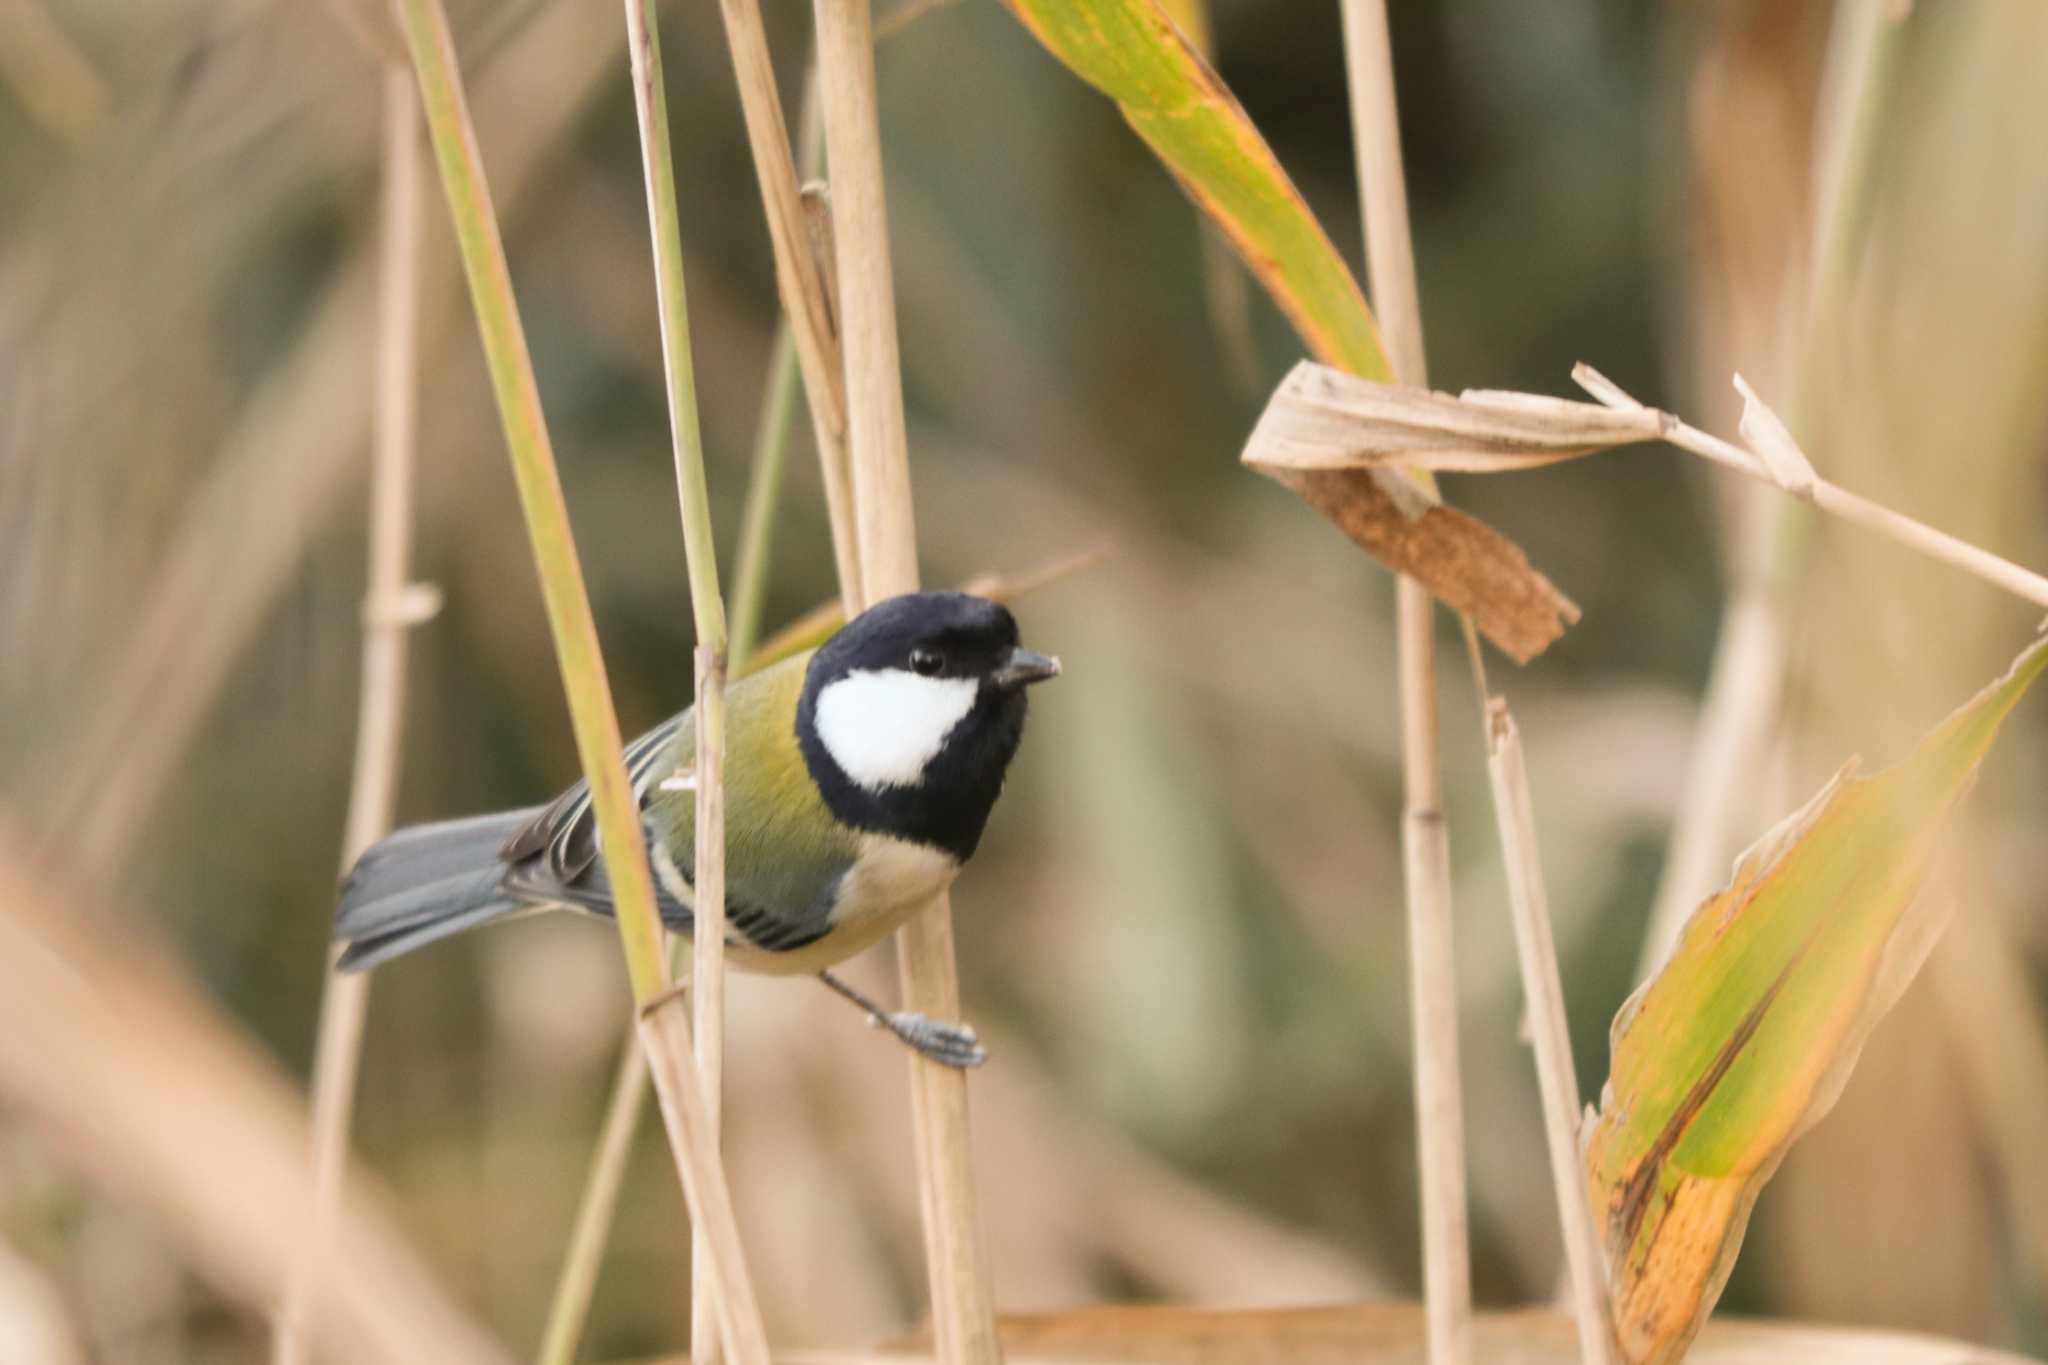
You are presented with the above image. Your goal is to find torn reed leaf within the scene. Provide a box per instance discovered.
[1000,1,1580,658]
[1585,634,2048,1364]
[1242,364,1590,662]
[1244,360,1663,475]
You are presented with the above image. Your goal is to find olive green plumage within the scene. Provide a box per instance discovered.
[334,593,1054,994]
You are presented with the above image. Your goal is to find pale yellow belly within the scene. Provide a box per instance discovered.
[677,834,961,978]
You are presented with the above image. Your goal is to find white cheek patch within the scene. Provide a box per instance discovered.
[814,668,979,792]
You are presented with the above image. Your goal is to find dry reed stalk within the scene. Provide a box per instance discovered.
[711,0,861,607]
[1339,1,1472,1359]
[1569,366,2048,612]
[33,0,624,878]
[535,73,830,1365]
[0,1234,87,1363]
[616,0,736,1354]
[536,1035,651,1365]
[691,646,729,1365]
[0,0,109,144]
[1637,0,1901,974]
[0,837,510,1365]
[37,250,382,871]
[396,0,765,1359]
[639,1007,771,1365]
[1635,595,1788,973]
[873,0,959,41]
[727,325,802,670]
[1479,703,1617,1363]
[1929,867,2048,1294]
[275,62,428,1365]
[535,325,806,1365]
[813,0,997,1359]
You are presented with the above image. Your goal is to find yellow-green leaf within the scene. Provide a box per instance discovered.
[1000,0,1387,381]
[1586,633,2048,1364]
[1000,0,1582,659]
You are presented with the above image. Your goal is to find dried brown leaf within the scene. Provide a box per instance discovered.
[1255,462,1580,664]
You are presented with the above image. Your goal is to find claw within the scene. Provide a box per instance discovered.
[819,969,989,1068]
[877,1010,988,1069]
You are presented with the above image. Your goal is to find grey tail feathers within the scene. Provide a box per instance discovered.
[334,809,540,972]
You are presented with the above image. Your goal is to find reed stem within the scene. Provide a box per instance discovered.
[275,62,426,1365]
[813,0,997,1358]
[1340,2,1471,1359]
[1637,0,1903,974]
[535,1033,649,1365]
[615,0,735,1355]
[395,0,764,1359]
[727,324,802,672]
[1481,703,1619,1363]
[533,168,813,1365]
[712,0,860,608]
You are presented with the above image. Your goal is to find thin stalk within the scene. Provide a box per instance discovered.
[0,844,512,1365]
[395,1,765,1362]
[275,65,426,1365]
[618,0,734,1357]
[1339,1,1472,1360]
[1561,365,2048,613]
[873,0,959,42]
[1481,703,1618,1364]
[535,1036,650,1365]
[0,0,110,144]
[688,646,728,1365]
[399,0,662,996]
[814,0,913,582]
[1394,581,1469,1365]
[29,1,619,878]
[533,194,808,1365]
[1638,0,1904,974]
[710,0,861,608]
[813,1,997,1361]
[726,325,801,671]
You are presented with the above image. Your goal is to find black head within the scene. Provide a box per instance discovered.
[796,592,1058,860]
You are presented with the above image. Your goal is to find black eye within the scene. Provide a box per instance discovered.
[909,648,943,676]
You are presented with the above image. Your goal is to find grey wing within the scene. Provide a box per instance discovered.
[498,712,694,926]
[496,709,854,956]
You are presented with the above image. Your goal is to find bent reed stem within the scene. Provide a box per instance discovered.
[812,0,998,1360]
[614,0,735,1357]
[395,0,766,1361]
[275,61,426,1365]
[1340,2,1472,1361]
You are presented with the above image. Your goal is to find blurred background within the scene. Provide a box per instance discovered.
[4,0,2048,1359]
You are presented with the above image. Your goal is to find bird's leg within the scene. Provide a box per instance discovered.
[816,970,988,1069]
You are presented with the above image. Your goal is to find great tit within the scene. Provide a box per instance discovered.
[333,591,1059,1067]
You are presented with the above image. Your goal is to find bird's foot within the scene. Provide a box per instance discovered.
[817,969,989,1068]
[870,1009,988,1069]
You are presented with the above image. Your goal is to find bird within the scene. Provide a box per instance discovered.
[332,591,1060,1068]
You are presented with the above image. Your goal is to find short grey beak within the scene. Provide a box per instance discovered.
[992,647,1061,689]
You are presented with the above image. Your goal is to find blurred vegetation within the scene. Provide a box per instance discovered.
[2,0,2046,1360]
